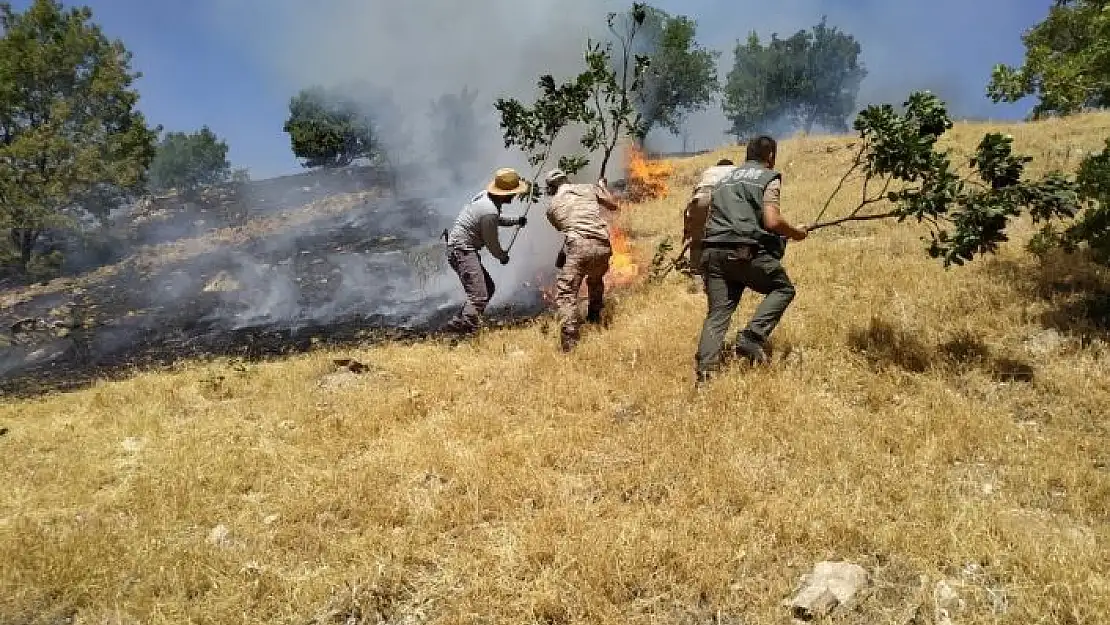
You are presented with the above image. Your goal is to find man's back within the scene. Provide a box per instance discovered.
[547,183,610,242]
[705,161,783,251]
[447,192,498,251]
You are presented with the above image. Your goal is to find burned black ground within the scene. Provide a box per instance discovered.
[0,183,552,398]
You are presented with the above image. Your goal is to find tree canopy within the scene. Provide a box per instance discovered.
[0,0,159,269]
[722,17,866,140]
[987,0,1110,118]
[148,126,232,195]
[634,5,720,138]
[283,85,377,168]
[429,86,485,185]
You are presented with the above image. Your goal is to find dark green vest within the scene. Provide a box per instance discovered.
[704,160,785,257]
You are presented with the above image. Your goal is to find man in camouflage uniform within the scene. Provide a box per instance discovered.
[443,167,529,334]
[694,135,810,384]
[682,158,737,293]
[543,168,620,352]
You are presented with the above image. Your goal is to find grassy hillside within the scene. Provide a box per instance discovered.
[2,113,1109,625]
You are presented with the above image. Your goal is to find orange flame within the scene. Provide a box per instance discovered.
[624,144,673,202]
[601,144,674,288]
[605,221,638,288]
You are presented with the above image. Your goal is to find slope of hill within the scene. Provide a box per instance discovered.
[1,114,1108,624]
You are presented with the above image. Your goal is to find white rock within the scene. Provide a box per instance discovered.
[789,561,870,620]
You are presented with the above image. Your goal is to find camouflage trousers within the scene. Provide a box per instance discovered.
[555,236,612,348]
[683,192,711,276]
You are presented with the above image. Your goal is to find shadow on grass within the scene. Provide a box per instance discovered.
[986,251,1110,344]
[847,317,1035,382]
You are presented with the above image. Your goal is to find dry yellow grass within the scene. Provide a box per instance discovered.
[2,113,1110,625]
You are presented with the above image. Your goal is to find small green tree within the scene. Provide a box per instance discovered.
[494,72,594,254]
[495,2,652,185]
[578,2,652,178]
[635,5,720,138]
[809,91,1082,267]
[494,4,654,251]
[0,0,159,271]
[148,126,231,196]
[283,85,376,168]
[987,0,1110,118]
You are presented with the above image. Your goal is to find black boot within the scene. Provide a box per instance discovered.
[585,308,602,324]
[735,329,771,365]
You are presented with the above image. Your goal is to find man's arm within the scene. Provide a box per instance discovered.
[761,178,807,241]
[479,213,509,261]
[595,180,619,211]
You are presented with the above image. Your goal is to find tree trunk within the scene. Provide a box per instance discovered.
[599,148,613,181]
[11,228,38,271]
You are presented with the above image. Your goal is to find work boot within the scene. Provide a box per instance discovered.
[559,328,579,352]
[735,330,771,365]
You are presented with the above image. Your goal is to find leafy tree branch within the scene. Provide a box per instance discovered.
[811,91,1082,267]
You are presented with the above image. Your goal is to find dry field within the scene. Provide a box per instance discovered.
[2,113,1109,624]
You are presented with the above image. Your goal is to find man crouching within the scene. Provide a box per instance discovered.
[543,168,619,352]
[442,167,529,334]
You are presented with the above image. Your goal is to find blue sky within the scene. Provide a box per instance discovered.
[10,1,1053,180]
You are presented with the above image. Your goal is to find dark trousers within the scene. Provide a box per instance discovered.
[694,244,796,373]
[445,246,494,332]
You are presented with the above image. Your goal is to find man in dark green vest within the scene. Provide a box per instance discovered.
[694,135,809,383]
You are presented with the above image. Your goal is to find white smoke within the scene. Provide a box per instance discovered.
[201,0,636,314]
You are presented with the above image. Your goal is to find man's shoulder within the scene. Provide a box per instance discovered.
[698,165,738,186]
[720,164,780,183]
[565,183,597,195]
[466,192,497,213]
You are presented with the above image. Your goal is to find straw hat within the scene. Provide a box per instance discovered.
[487,167,530,196]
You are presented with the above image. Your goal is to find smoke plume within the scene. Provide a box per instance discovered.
[199,0,639,316]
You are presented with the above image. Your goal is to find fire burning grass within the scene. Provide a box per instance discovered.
[604,145,673,288]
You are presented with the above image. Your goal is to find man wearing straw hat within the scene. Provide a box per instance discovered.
[442,167,530,334]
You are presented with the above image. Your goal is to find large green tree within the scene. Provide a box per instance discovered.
[721,32,775,141]
[722,17,866,140]
[283,85,377,168]
[148,126,231,195]
[0,0,159,270]
[635,6,720,138]
[987,0,1110,118]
